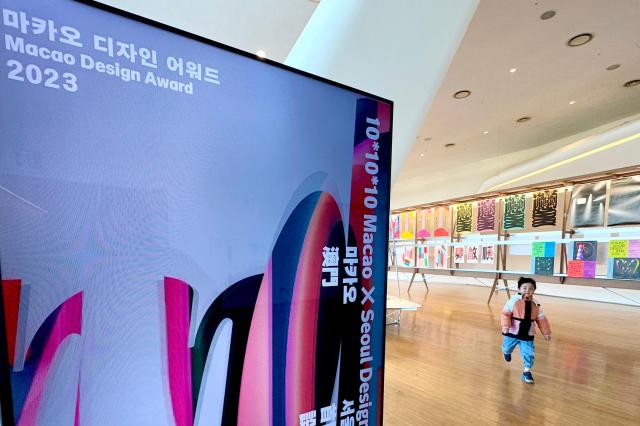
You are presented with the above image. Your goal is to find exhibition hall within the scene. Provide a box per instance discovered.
[0,0,639,425]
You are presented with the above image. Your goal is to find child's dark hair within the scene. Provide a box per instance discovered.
[518,276,536,289]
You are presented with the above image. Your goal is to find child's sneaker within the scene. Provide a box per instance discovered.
[503,353,511,362]
[522,372,534,384]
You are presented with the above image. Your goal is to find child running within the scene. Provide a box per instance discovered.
[501,277,551,383]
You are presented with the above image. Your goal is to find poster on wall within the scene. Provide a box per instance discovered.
[610,258,640,280]
[433,206,451,237]
[390,214,401,240]
[453,246,465,263]
[402,245,415,267]
[0,1,392,424]
[416,208,432,238]
[531,190,558,228]
[455,202,473,234]
[434,244,448,268]
[399,211,416,239]
[503,194,526,230]
[608,176,640,226]
[573,241,598,261]
[534,257,555,275]
[393,245,405,267]
[568,260,596,278]
[481,245,495,264]
[476,198,496,232]
[531,242,556,258]
[570,181,606,228]
[416,245,429,268]
[467,245,480,264]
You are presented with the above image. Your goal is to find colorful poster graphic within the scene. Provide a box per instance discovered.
[390,214,400,240]
[416,208,432,238]
[570,182,606,228]
[534,257,555,275]
[628,240,640,258]
[453,246,465,263]
[403,245,415,267]
[434,244,448,268]
[611,258,640,280]
[532,190,558,227]
[481,245,495,264]
[467,245,480,264]
[399,211,416,240]
[609,240,629,258]
[568,260,596,278]
[455,203,473,234]
[573,241,598,261]
[503,195,526,230]
[608,176,640,226]
[416,246,429,268]
[476,199,496,232]
[0,1,392,423]
[531,242,555,258]
[433,206,450,237]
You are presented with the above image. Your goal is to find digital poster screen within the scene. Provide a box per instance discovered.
[0,0,392,424]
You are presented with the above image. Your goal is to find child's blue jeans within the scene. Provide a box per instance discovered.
[502,336,535,369]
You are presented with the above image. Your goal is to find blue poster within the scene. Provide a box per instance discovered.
[0,1,392,425]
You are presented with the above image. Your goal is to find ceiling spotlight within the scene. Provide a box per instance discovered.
[453,90,471,99]
[606,64,621,71]
[540,10,556,20]
[509,68,517,73]
[444,143,456,148]
[567,33,594,47]
[516,116,532,123]
[423,137,432,142]
[483,130,489,134]
[256,50,267,58]
[624,79,640,88]
[420,153,425,157]
[569,100,576,105]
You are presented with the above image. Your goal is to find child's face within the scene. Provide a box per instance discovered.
[520,283,535,300]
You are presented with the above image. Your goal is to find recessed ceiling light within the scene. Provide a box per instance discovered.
[567,33,594,47]
[516,116,532,123]
[453,90,471,99]
[540,10,556,20]
[569,100,576,105]
[420,153,425,157]
[606,64,621,71]
[256,50,267,58]
[423,137,432,142]
[444,143,456,148]
[624,79,640,87]
[483,130,489,134]
[509,68,517,73]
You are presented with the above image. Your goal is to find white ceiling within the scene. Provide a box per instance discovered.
[395,0,640,195]
[99,0,640,208]
[97,0,318,61]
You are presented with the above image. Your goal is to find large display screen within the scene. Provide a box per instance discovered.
[0,0,392,424]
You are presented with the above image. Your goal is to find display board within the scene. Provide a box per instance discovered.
[0,1,393,424]
[390,171,640,288]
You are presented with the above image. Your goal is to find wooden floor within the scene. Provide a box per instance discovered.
[382,282,640,425]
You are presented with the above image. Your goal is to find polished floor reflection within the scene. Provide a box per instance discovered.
[383,282,640,425]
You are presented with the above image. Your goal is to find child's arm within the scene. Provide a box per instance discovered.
[501,299,514,334]
[536,304,552,341]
